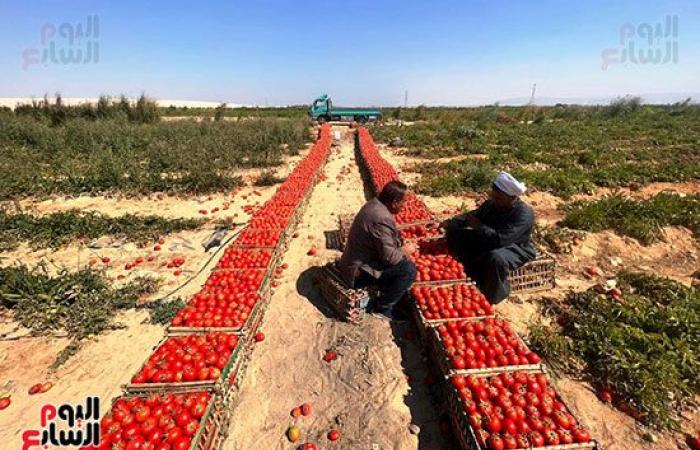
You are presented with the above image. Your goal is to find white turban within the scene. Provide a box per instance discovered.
[493,171,527,196]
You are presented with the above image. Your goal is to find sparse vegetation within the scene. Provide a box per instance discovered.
[0,264,159,367]
[528,271,699,429]
[560,193,699,244]
[0,210,204,251]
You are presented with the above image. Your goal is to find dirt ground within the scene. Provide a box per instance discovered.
[223,127,451,450]
[0,129,697,449]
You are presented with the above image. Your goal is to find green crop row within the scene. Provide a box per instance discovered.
[0,264,159,367]
[374,102,699,198]
[0,210,204,251]
[560,193,699,244]
[528,271,699,429]
[0,112,310,199]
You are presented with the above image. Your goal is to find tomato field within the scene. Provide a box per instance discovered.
[0,112,697,450]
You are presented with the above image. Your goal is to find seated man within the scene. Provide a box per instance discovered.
[444,171,535,304]
[339,180,417,321]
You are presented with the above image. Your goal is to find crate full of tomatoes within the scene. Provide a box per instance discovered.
[411,239,470,285]
[445,371,596,450]
[99,391,228,450]
[411,283,494,325]
[168,268,271,334]
[430,318,544,377]
[125,333,245,396]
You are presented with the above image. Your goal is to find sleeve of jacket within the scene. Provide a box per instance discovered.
[476,205,534,249]
[369,220,404,266]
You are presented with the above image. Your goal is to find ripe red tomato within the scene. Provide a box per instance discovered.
[529,430,545,447]
[598,389,613,403]
[301,403,312,416]
[686,435,700,450]
[488,434,504,450]
[0,396,11,410]
[327,429,341,442]
[172,437,191,450]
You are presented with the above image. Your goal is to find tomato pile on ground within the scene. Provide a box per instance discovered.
[412,284,493,320]
[131,333,239,384]
[100,392,212,450]
[436,318,540,371]
[452,372,592,448]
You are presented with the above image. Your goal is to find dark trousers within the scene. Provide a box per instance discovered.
[445,223,533,304]
[465,246,531,304]
[355,258,417,314]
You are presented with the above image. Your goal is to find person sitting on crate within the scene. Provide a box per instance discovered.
[443,171,535,304]
[339,180,417,322]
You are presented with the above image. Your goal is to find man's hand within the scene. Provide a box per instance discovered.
[464,214,481,228]
[402,241,417,256]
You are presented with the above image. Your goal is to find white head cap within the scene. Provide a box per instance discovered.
[493,171,527,196]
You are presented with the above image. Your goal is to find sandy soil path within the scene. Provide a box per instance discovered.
[223,128,452,450]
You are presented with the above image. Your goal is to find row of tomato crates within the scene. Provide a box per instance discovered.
[99,126,333,450]
[356,127,598,450]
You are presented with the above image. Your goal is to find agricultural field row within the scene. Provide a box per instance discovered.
[372,102,700,198]
[0,96,310,199]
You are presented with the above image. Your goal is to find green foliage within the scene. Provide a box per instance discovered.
[529,271,700,429]
[372,104,700,197]
[0,210,204,251]
[560,193,699,244]
[253,170,285,186]
[146,297,186,325]
[0,114,310,198]
[0,265,159,366]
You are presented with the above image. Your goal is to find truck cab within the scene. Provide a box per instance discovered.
[309,94,332,122]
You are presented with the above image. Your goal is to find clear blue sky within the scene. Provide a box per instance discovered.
[2,0,699,105]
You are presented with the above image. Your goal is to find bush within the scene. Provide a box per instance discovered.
[528,271,699,429]
[253,170,285,186]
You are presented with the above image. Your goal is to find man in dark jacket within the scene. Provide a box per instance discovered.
[339,181,417,321]
[444,172,536,304]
